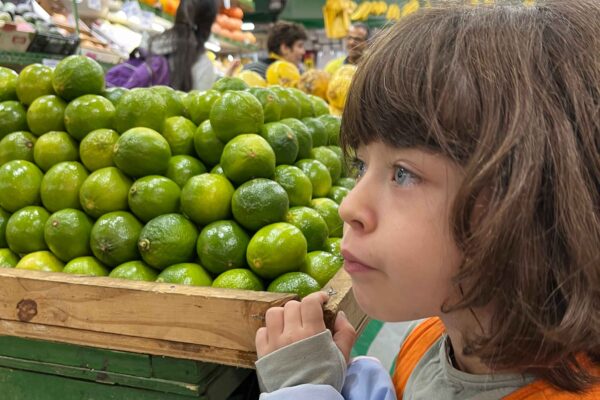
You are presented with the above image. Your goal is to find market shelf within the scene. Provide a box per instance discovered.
[209,33,259,54]
[0,50,116,71]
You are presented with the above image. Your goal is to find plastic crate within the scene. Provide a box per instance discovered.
[27,31,79,55]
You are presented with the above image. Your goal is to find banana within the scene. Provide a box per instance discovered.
[401,0,420,17]
[386,4,400,20]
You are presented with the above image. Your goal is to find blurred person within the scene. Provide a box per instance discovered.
[325,23,370,75]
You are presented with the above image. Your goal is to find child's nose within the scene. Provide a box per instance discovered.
[338,180,376,234]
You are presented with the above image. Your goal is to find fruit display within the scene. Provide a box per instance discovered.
[211,6,257,45]
[0,56,353,300]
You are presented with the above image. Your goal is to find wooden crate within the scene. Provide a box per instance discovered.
[0,268,366,369]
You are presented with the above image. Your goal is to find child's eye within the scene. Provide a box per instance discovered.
[351,158,366,179]
[394,166,419,186]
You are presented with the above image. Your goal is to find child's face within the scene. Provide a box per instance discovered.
[339,141,465,322]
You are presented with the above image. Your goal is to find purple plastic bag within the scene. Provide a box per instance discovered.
[105,50,170,89]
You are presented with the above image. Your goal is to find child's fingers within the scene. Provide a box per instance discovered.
[283,300,302,331]
[255,327,268,358]
[332,311,357,363]
[265,306,284,335]
[300,291,328,330]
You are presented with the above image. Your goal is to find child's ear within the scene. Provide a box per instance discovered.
[279,43,290,56]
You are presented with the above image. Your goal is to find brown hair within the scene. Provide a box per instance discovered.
[342,0,600,393]
[267,21,307,55]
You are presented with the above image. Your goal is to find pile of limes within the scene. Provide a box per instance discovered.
[0,56,355,298]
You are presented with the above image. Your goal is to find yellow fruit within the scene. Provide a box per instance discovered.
[0,160,43,212]
[79,167,132,218]
[113,127,172,177]
[267,272,320,298]
[156,263,213,286]
[247,222,307,279]
[297,69,330,100]
[220,134,276,185]
[327,65,356,110]
[128,176,181,223]
[90,211,143,267]
[300,250,343,287]
[237,70,267,88]
[16,251,64,272]
[232,178,289,232]
[109,260,157,281]
[266,60,301,87]
[212,268,264,291]
[44,209,93,262]
[79,129,120,171]
[52,55,105,101]
[63,256,109,276]
[196,220,250,275]
[41,161,89,212]
[138,213,199,270]
[6,206,50,254]
[181,173,234,226]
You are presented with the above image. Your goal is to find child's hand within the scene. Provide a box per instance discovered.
[255,291,357,362]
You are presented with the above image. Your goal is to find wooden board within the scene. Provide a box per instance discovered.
[0,268,366,368]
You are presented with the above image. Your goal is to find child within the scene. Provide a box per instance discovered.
[254,0,600,398]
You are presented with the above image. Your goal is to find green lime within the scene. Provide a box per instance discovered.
[44,209,93,262]
[273,165,312,207]
[211,164,224,175]
[193,120,225,167]
[247,87,282,123]
[63,256,109,276]
[279,118,313,160]
[267,272,321,298]
[0,100,27,139]
[323,237,341,255]
[295,159,332,198]
[335,177,356,190]
[109,260,157,281]
[128,176,181,222]
[26,95,67,136]
[138,213,199,270]
[311,146,342,182]
[165,155,207,188]
[308,94,329,117]
[90,211,143,267]
[156,263,213,286]
[185,90,221,125]
[212,268,264,291]
[260,122,299,165]
[0,160,43,212]
[162,116,196,155]
[103,87,128,105]
[300,251,343,287]
[6,206,50,254]
[196,220,250,275]
[311,198,343,238]
[151,85,184,117]
[113,127,171,177]
[285,206,329,252]
[270,86,301,120]
[79,129,120,171]
[318,114,342,146]
[0,248,19,268]
[64,94,115,141]
[210,91,264,142]
[0,208,9,248]
[0,131,36,164]
[287,88,314,119]
[220,134,276,185]
[302,117,328,147]
[328,186,350,204]
[0,67,18,101]
[246,222,307,279]
[113,88,167,133]
[52,55,105,101]
[212,77,249,91]
[79,167,132,218]
[232,178,289,232]
[33,131,79,172]
[41,161,89,212]
[16,64,54,105]
[16,251,64,272]
[181,173,234,225]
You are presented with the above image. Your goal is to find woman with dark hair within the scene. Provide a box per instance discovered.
[150,0,218,91]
